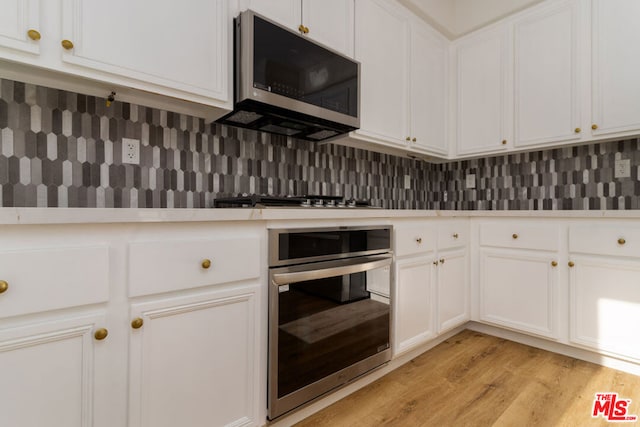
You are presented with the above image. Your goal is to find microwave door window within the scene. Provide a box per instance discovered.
[253,16,358,117]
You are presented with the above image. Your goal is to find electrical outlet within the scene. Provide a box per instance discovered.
[615,159,630,178]
[404,175,411,189]
[466,174,476,189]
[122,138,140,165]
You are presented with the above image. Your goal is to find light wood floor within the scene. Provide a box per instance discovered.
[296,330,640,427]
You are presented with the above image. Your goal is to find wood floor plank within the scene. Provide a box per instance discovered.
[295,331,640,427]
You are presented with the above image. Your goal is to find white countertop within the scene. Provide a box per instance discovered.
[1,207,640,225]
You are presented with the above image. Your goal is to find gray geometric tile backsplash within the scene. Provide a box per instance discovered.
[0,77,639,209]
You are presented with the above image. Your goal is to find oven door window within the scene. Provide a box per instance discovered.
[275,267,390,398]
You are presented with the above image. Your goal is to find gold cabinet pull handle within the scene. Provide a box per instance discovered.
[0,280,8,294]
[574,127,581,133]
[439,258,445,264]
[131,318,144,329]
[591,124,598,130]
[618,238,626,245]
[94,328,109,341]
[201,259,212,269]
[415,237,422,244]
[61,39,74,50]
[27,29,41,41]
[501,140,507,145]
[568,261,575,268]
[551,261,558,267]
[512,233,518,239]
[453,233,459,239]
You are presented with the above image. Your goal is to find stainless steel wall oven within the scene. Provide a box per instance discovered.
[268,226,392,419]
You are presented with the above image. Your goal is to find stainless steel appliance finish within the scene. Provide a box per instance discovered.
[213,194,378,209]
[268,226,392,420]
[216,10,360,141]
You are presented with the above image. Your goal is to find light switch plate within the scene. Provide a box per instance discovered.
[466,174,476,189]
[122,138,140,165]
[615,159,631,178]
[404,175,411,189]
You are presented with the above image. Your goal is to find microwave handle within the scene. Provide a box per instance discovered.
[272,256,392,285]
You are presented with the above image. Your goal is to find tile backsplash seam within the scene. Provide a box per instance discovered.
[0,77,639,209]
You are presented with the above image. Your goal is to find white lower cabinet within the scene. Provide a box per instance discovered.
[436,248,469,333]
[479,248,559,339]
[569,256,640,362]
[129,285,260,427]
[0,313,108,427]
[394,256,436,355]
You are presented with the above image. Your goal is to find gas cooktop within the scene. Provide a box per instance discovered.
[213,195,378,208]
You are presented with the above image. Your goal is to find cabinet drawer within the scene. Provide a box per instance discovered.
[128,237,261,297]
[437,221,469,250]
[0,246,110,319]
[569,224,640,258]
[394,223,436,257]
[480,222,560,251]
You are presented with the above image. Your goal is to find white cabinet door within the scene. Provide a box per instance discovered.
[355,0,408,146]
[394,256,435,355]
[592,0,640,136]
[60,0,229,105]
[0,314,107,427]
[479,248,559,339]
[410,20,448,155]
[514,0,582,147]
[129,285,260,427]
[569,255,640,362]
[455,26,512,156]
[436,248,469,333]
[0,0,40,55]
[243,0,301,30]
[302,0,354,57]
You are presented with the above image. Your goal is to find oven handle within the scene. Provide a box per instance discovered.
[272,255,392,285]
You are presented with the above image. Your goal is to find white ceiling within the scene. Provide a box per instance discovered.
[399,0,545,39]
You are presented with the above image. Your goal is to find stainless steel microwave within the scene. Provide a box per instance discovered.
[216,10,360,142]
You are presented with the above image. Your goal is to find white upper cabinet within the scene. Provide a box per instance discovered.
[513,0,583,148]
[241,0,354,57]
[355,0,409,146]
[409,19,449,156]
[454,25,512,156]
[591,0,640,136]
[60,0,229,107]
[0,0,40,56]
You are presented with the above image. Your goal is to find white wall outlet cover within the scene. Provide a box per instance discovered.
[615,159,631,178]
[404,175,411,189]
[466,174,476,189]
[122,138,140,165]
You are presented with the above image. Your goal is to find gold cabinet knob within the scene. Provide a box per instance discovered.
[131,318,144,329]
[27,29,41,41]
[512,233,518,239]
[405,136,411,141]
[61,39,74,50]
[412,138,417,142]
[591,124,598,130]
[568,261,575,268]
[304,26,309,34]
[201,259,212,269]
[439,258,445,264]
[0,280,8,294]
[453,233,459,239]
[618,238,626,245]
[94,328,109,341]
[298,24,305,33]
[433,261,439,266]
[574,127,581,133]
[415,237,422,244]
[501,140,507,145]
[551,261,558,267]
